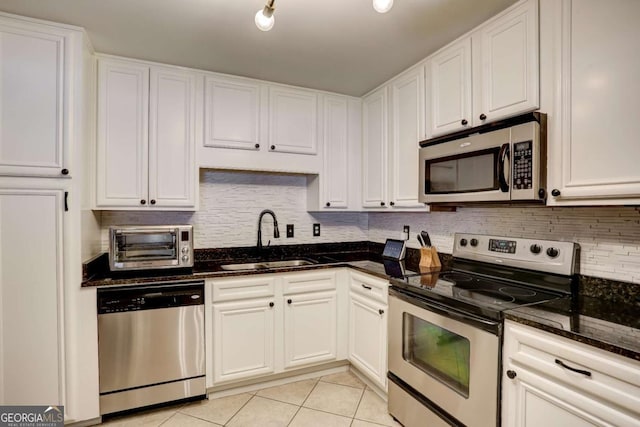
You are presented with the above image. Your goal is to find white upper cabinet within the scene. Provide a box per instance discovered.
[96,57,197,210]
[430,38,473,136]
[204,76,262,151]
[545,0,640,204]
[428,0,539,136]
[0,17,72,178]
[362,86,388,208]
[473,0,539,125]
[321,95,349,208]
[389,66,426,207]
[268,86,318,155]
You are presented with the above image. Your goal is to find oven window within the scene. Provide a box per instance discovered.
[425,148,499,194]
[114,232,178,262]
[403,313,470,397]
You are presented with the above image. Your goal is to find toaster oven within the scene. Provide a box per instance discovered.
[109,225,193,271]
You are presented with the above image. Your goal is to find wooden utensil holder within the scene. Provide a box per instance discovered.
[419,246,442,270]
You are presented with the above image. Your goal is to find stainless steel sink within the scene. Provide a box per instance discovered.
[220,259,316,271]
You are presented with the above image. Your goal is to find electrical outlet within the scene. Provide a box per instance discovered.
[403,225,410,240]
[313,223,321,237]
[286,224,294,238]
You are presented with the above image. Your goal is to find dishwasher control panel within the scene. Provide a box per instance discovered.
[98,282,204,314]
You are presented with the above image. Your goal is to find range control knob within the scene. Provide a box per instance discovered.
[530,244,542,254]
[470,238,479,247]
[460,238,468,247]
[181,247,189,254]
[181,255,189,262]
[546,247,560,258]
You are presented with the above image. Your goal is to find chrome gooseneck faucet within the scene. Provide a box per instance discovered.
[257,209,280,250]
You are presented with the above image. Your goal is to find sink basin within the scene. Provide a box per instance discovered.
[220,259,316,271]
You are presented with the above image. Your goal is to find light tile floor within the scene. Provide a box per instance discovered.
[101,371,401,427]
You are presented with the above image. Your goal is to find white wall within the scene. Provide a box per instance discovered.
[100,170,369,250]
[369,207,640,283]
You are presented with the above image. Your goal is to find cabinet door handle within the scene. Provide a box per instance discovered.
[326,202,331,207]
[61,168,69,175]
[506,370,517,379]
[140,199,146,205]
[271,145,276,150]
[150,199,156,205]
[64,191,69,212]
[380,201,385,207]
[551,189,561,197]
[378,309,384,315]
[269,302,274,307]
[461,119,468,126]
[390,201,395,206]
[479,113,487,121]
[255,143,260,149]
[555,359,592,377]
[361,284,372,290]
[287,299,292,304]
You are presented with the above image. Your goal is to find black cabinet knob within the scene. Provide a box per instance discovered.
[255,143,260,149]
[546,247,560,258]
[269,302,274,307]
[140,199,146,205]
[271,145,276,150]
[379,309,384,315]
[470,238,478,247]
[390,201,395,206]
[61,168,69,175]
[551,189,561,197]
[326,202,331,207]
[150,199,156,205]
[479,113,487,120]
[287,299,292,304]
[506,370,517,379]
[460,238,468,247]
[380,201,385,206]
[530,244,542,254]
[461,119,468,126]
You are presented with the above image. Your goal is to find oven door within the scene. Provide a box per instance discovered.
[388,291,500,427]
[419,128,511,204]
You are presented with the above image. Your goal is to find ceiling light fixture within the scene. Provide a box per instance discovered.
[372,0,394,13]
[255,0,276,31]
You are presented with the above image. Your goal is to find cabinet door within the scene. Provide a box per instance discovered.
[429,38,472,136]
[321,95,349,208]
[204,76,262,151]
[548,0,640,203]
[362,87,388,208]
[96,59,149,207]
[475,0,538,125]
[0,20,70,177]
[0,189,65,405]
[389,67,426,208]
[283,291,337,369]
[148,67,197,208]
[213,298,275,384]
[348,292,387,389]
[268,86,318,155]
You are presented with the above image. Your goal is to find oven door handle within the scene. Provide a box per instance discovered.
[390,288,501,334]
[497,143,510,193]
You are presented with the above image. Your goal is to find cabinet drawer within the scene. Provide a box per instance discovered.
[504,321,640,418]
[209,276,276,302]
[349,271,388,303]
[282,270,336,294]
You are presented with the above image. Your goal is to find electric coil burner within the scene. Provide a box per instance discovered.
[388,233,579,427]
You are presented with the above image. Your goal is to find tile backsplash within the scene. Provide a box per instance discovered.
[100,170,368,250]
[369,207,640,284]
[100,171,640,284]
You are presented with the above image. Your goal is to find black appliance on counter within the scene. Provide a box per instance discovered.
[387,233,579,427]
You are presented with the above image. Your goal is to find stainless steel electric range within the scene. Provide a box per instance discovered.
[388,233,579,427]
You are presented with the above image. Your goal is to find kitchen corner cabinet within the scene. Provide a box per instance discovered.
[96,57,197,210]
[0,16,74,178]
[429,0,539,136]
[502,321,640,426]
[348,272,388,390]
[0,189,66,406]
[544,0,640,205]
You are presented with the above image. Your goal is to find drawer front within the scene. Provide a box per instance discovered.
[282,270,336,294]
[504,321,640,417]
[349,271,388,303]
[209,276,276,302]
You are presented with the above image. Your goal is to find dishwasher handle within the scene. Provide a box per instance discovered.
[98,281,204,314]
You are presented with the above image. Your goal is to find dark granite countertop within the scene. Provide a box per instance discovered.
[82,241,639,362]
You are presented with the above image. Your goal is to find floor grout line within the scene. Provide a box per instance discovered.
[222,393,255,426]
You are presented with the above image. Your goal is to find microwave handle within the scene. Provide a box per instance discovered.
[498,143,510,192]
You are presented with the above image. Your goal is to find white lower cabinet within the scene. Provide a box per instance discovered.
[283,291,337,368]
[212,298,276,384]
[502,320,640,427]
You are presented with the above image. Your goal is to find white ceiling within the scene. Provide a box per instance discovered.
[0,0,517,96]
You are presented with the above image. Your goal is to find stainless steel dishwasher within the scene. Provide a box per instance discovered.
[97,281,206,415]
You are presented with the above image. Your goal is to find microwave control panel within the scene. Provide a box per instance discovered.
[513,140,533,190]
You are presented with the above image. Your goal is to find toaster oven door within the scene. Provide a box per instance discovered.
[111,228,180,269]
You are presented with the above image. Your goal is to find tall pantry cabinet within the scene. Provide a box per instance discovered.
[0,12,101,424]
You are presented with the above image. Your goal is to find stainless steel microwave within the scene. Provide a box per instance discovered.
[109,225,193,271]
[419,113,547,204]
